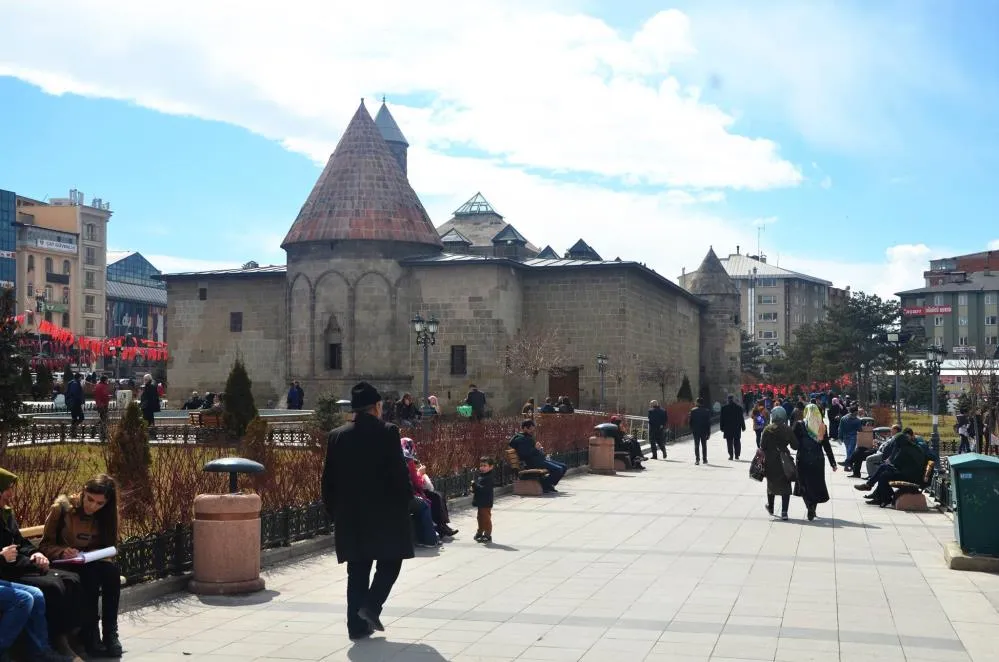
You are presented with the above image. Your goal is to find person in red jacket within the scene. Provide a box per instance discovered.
[93,376,111,433]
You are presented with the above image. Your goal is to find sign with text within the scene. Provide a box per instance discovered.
[903,305,952,316]
[0,250,14,260]
[35,239,77,253]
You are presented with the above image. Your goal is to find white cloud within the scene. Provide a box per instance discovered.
[142,254,242,274]
[820,176,833,189]
[989,239,999,250]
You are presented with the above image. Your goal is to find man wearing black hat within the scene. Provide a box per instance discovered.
[322,382,415,641]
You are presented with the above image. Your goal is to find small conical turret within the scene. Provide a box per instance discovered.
[375,99,409,176]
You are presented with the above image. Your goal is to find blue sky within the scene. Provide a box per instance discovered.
[1,0,997,295]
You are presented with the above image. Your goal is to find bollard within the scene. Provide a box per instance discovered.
[589,423,617,475]
[189,457,266,596]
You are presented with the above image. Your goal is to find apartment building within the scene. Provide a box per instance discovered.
[15,190,111,338]
[680,247,833,349]
[897,252,999,357]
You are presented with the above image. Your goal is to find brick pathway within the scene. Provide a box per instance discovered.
[119,429,998,661]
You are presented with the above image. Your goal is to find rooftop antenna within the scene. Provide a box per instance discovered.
[757,224,764,257]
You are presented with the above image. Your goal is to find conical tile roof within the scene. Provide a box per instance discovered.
[281,102,441,249]
[687,247,739,296]
[375,101,408,145]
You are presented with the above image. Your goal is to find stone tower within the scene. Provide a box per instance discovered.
[375,100,409,177]
[281,101,441,397]
[686,247,742,407]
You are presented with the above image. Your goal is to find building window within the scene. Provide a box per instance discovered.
[986,293,997,305]
[328,343,343,370]
[958,294,968,306]
[85,223,97,241]
[958,336,969,346]
[61,287,69,305]
[61,312,70,328]
[198,288,207,301]
[26,282,33,298]
[959,317,968,326]
[85,319,95,336]
[757,295,777,305]
[44,285,52,301]
[85,295,95,314]
[758,312,778,322]
[933,294,944,305]
[85,247,95,266]
[758,330,778,339]
[27,255,33,271]
[986,316,998,326]
[229,312,243,333]
[813,300,819,309]
[44,257,52,273]
[986,336,998,346]
[934,316,944,327]
[756,278,777,288]
[62,260,70,276]
[450,345,467,375]
[84,271,96,289]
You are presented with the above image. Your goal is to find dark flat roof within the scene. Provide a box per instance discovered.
[156,265,286,282]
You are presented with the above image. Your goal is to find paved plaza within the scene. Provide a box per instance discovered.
[119,429,998,661]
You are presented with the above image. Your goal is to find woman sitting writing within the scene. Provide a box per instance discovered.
[40,474,123,658]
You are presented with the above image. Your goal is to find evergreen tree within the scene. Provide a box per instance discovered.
[698,380,712,405]
[312,391,345,433]
[62,364,74,386]
[240,417,274,490]
[739,329,763,377]
[107,402,152,523]
[19,365,32,397]
[34,364,53,400]
[223,357,258,438]
[0,289,26,448]
[676,374,693,402]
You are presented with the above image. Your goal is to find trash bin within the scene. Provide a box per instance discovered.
[589,423,617,475]
[950,453,999,556]
[189,457,267,595]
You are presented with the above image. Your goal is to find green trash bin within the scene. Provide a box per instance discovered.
[950,453,999,556]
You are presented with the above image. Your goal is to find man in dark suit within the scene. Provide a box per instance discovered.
[322,382,415,640]
[719,394,746,461]
[688,397,712,465]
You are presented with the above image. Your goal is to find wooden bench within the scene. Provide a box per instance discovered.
[20,525,126,585]
[188,411,223,428]
[889,460,935,512]
[504,448,550,497]
[613,450,634,472]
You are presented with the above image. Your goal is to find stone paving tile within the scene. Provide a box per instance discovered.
[119,429,993,660]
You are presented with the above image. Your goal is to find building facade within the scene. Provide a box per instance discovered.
[679,248,832,351]
[0,190,17,295]
[14,190,111,338]
[161,101,742,411]
[105,251,167,342]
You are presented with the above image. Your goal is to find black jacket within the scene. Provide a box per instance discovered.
[0,508,43,580]
[689,406,712,437]
[465,390,486,414]
[139,383,159,414]
[322,413,415,563]
[720,402,746,437]
[509,432,545,469]
[472,471,495,508]
[648,406,667,430]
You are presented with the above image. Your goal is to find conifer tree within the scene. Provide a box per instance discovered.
[223,357,258,438]
[676,374,693,402]
[107,401,152,522]
[0,289,26,448]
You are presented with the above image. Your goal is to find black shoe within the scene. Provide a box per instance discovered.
[807,510,816,522]
[695,459,700,465]
[781,513,789,521]
[481,535,492,544]
[474,532,483,542]
[103,631,124,657]
[81,627,104,657]
[729,456,734,461]
[765,503,774,516]
[853,484,870,491]
[349,624,375,641]
[358,607,385,632]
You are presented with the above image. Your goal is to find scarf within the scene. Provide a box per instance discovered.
[769,407,788,426]
[804,403,824,440]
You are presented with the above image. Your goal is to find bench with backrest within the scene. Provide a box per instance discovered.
[504,448,549,497]
[188,411,223,428]
[20,525,126,585]
[889,459,935,512]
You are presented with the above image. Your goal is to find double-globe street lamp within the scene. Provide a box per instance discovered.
[884,331,912,427]
[925,345,947,458]
[596,354,608,411]
[411,313,440,416]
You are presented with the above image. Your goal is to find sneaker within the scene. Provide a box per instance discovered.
[473,532,483,542]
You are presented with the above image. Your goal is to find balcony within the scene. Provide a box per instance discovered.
[45,272,70,285]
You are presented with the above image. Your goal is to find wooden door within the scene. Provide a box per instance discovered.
[548,368,580,406]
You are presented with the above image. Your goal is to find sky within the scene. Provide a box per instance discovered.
[1,0,998,298]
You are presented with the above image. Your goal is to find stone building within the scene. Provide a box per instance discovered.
[161,101,741,413]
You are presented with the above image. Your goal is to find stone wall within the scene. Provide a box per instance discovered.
[698,292,742,407]
[165,275,287,407]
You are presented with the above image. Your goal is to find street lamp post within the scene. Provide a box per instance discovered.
[926,345,947,458]
[884,331,911,428]
[411,314,439,413]
[596,354,608,411]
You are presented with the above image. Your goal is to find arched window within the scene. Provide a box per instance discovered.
[63,260,70,275]
[27,255,34,271]
[324,314,344,371]
[61,287,69,304]
[44,257,53,273]
[61,312,70,328]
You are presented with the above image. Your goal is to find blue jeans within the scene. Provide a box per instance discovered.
[412,499,438,546]
[0,581,50,653]
[543,460,567,489]
[843,437,857,464]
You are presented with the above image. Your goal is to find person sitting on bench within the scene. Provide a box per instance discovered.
[853,428,924,506]
[609,416,646,469]
[847,424,900,478]
[509,420,564,493]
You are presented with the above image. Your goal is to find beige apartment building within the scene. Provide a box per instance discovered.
[680,248,833,353]
[15,190,111,338]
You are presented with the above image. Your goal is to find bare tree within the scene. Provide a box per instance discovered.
[502,327,569,407]
[640,359,678,405]
[958,349,991,414]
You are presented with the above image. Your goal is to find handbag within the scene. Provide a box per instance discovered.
[780,449,797,482]
[749,448,766,482]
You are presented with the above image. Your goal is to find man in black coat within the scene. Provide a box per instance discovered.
[647,400,668,460]
[322,382,415,640]
[688,397,712,465]
[719,394,746,461]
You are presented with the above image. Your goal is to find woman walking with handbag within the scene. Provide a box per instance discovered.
[793,403,838,521]
[759,407,798,520]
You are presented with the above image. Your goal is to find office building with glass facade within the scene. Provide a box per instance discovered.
[0,190,16,296]
[105,251,167,342]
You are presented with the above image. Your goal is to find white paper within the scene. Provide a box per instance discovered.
[53,546,117,565]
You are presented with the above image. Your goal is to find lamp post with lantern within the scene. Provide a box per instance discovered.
[925,345,947,458]
[411,314,439,413]
[596,354,608,411]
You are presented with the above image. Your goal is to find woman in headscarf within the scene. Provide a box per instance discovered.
[793,403,838,521]
[760,407,798,520]
[400,438,440,547]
